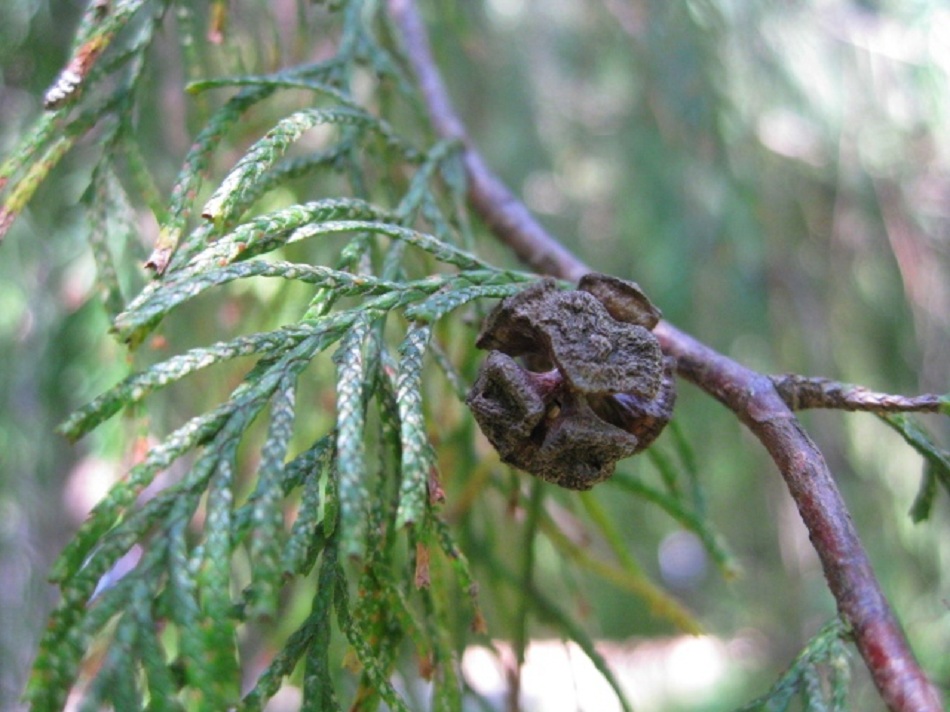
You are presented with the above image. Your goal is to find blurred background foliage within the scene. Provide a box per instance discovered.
[0,0,947,710]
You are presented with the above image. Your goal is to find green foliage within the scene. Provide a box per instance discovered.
[1,1,734,709]
[879,413,950,523]
[2,1,948,711]
[735,619,851,712]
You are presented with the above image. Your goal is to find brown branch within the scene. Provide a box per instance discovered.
[655,324,943,712]
[385,2,943,710]
[770,374,943,414]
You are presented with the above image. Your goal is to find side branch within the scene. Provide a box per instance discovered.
[771,374,944,413]
[385,2,942,710]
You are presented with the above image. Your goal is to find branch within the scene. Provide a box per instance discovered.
[770,374,944,413]
[654,325,942,712]
[384,2,943,710]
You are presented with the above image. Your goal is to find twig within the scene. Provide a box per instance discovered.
[384,1,943,709]
[771,374,943,413]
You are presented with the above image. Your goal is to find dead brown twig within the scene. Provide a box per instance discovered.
[384,1,943,709]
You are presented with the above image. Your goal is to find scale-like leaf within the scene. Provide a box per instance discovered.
[333,573,413,712]
[250,375,297,616]
[59,326,310,440]
[180,198,394,275]
[881,413,950,508]
[396,322,433,528]
[202,107,402,226]
[196,457,241,707]
[334,313,372,558]
[151,84,280,273]
[404,281,529,323]
[301,541,342,712]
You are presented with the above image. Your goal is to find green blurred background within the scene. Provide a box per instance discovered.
[1,0,948,709]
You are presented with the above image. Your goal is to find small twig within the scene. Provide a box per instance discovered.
[770,374,943,414]
[385,2,943,710]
